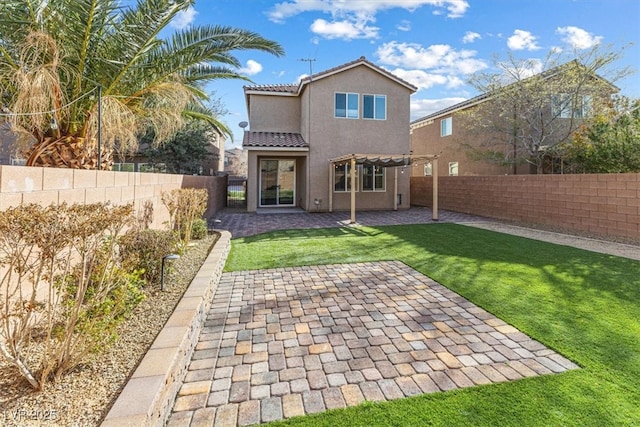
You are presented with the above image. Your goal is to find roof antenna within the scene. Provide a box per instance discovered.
[298,58,316,79]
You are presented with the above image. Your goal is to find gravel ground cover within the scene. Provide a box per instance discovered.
[0,234,218,427]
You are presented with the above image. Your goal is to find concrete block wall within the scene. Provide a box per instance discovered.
[411,174,639,240]
[0,166,227,227]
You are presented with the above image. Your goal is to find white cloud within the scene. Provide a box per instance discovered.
[267,1,469,41]
[376,41,487,75]
[375,42,485,93]
[507,29,540,51]
[392,69,466,91]
[310,18,379,40]
[239,60,263,76]
[392,69,448,90]
[268,0,470,22]
[410,97,467,120]
[170,7,197,29]
[397,20,412,32]
[556,26,602,49]
[462,31,481,44]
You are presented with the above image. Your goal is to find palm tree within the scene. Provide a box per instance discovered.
[0,0,283,169]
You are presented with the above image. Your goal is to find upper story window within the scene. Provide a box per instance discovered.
[440,117,452,137]
[552,94,592,119]
[362,165,386,191]
[335,92,359,119]
[363,94,386,120]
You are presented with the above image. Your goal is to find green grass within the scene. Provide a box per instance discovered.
[225,224,640,426]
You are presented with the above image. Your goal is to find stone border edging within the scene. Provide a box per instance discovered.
[101,230,231,427]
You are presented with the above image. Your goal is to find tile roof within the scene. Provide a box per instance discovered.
[243,56,417,95]
[243,132,308,149]
[244,84,298,94]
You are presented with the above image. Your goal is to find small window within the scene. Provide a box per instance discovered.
[363,94,386,120]
[112,162,135,172]
[552,94,592,119]
[334,163,358,192]
[335,92,359,119]
[424,163,432,176]
[10,156,26,166]
[362,165,386,191]
[449,162,458,176]
[552,94,572,118]
[440,117,452,137]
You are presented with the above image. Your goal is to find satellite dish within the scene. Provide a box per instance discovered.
[238,121,248,129]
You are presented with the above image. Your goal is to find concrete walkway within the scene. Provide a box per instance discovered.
[165,208,637,426]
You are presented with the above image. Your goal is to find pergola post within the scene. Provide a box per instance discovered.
[328,162,333,212]
[393,167,398,211]
[350,157,356,223]
[432,157,439,221]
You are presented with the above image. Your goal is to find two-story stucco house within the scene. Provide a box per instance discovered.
[410,61,617,176]
[242,57,418,213]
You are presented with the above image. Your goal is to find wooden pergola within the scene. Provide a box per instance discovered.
[328,153,439,224]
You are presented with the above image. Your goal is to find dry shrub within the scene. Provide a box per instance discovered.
[119,229,178,286]
[161,188,208,249]
[0,203,143,390]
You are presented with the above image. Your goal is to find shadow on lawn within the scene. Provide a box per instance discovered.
[379,223,640,380]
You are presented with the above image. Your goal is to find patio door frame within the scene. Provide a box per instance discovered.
[259,158,296,207]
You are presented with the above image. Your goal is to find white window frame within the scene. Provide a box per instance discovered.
[112,162,135,172]
[424,163,432,176]
[440,117,452,137]
[448,161,459,176]
[10,156,26,166]
[363,94,386,120]
[335,92,359,119]
[334,163,358,192]
[362,165,386,192]
[553,94,592,119]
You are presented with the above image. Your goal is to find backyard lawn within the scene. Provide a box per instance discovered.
[225,223,640,426]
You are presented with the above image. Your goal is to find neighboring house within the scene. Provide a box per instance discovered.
[242,56,417,212]
[224,147,248,178]
[411,61,618,176]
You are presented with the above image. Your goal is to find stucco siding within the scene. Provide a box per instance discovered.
[306,65,412,210]
[249,94,301,132]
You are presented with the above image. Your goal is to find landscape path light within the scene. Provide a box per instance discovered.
[161,254,180,291]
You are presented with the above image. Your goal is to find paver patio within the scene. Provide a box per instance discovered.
[168,260,578,426]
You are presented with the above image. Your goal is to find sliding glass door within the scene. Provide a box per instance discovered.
[260,159,295,207]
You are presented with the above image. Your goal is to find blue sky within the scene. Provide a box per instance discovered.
[169,0,640,146]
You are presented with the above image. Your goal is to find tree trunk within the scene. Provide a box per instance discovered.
[24,136,112,170]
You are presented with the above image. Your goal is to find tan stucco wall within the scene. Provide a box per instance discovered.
[249,94,301,133]
[306,66,413,211]
[246,63,413,212]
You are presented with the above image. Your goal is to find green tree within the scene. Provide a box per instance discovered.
[460,45,631,174]
[140,119,217,174]
[562,96,640,173]
[0,0,283,169]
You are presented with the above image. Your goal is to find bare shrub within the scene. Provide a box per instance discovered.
[0,203,142,390]
[119,229,178,286]
[161,188,208,249]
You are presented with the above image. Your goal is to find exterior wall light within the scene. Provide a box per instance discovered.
[161,254,180,291]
